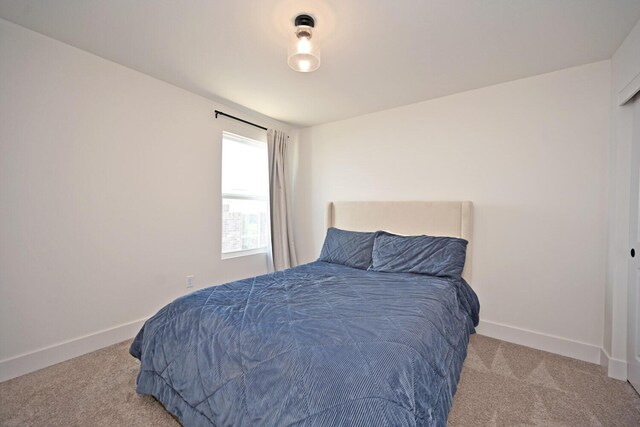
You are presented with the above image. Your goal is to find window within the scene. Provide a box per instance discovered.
[221,132,269,257]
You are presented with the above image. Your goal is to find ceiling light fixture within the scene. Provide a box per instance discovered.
[288,14,320,73]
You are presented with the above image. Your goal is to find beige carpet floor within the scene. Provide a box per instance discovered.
[1,335,639,426]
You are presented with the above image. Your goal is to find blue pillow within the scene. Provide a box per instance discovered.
[371,231,467,277]
[318,227,376,270]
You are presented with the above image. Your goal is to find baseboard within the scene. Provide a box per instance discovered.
[1,317,627,383]
[0,317,148,383]
[476,320,602,365]
[600,348,609,370]
[600,347,628,381]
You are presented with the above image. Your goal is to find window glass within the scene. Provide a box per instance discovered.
[221,132,269,256]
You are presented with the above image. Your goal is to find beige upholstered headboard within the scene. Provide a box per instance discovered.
[326,201,473,282]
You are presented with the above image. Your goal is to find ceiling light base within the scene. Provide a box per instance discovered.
[294,14,315,28]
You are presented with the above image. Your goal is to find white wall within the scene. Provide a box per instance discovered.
[605,17,640,380]
[0,19,291,381]
[294,61,611,360]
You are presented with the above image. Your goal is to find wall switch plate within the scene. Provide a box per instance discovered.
[186,275,194,288]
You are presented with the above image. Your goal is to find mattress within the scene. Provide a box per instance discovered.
[130,261,479,426]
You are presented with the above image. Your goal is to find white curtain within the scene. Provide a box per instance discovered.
[267,129,297,271]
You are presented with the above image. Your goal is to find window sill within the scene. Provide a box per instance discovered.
[221,248,268,260]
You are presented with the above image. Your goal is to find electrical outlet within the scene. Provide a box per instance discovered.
[186,275,194,289]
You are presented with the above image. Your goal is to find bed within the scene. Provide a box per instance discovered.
[130,201,480,426]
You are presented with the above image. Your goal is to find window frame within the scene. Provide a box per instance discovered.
[220,131,270,259]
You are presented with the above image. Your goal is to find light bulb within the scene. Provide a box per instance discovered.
[297,37,312,54]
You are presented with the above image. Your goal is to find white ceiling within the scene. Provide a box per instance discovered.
[1,1,640,127]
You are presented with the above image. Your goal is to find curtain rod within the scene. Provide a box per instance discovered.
[214,110,268,131]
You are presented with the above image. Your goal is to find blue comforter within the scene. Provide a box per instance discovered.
[130,261,479,426]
